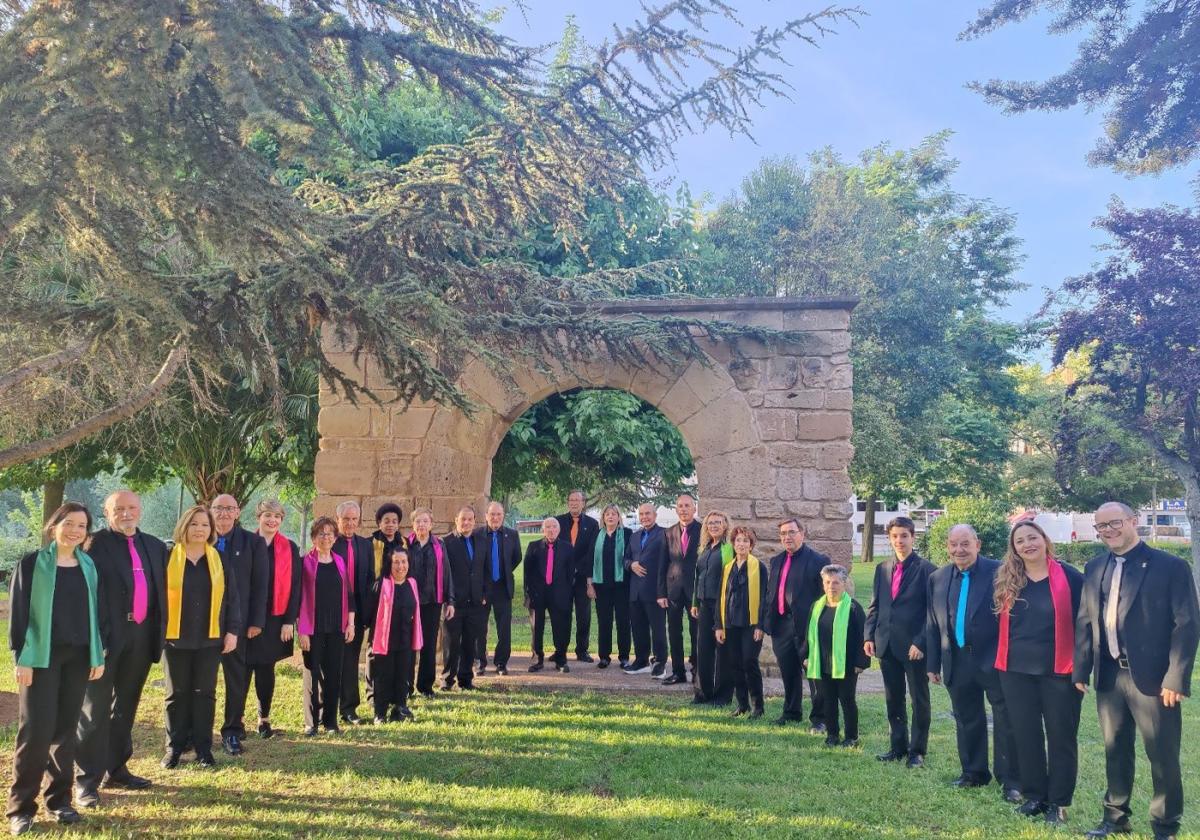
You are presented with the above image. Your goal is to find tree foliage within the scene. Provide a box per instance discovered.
[923,496,1011,566]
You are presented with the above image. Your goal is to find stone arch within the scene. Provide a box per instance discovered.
[314,298,856,564]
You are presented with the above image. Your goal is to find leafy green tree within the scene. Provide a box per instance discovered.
[923,496,1011,566]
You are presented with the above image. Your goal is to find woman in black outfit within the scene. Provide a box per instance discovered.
[298,517,355,737]
[587,505,632,669]
[801,564,869,748]
[367,548,420,723]
[7,503,107,836]
[993,518,1084,826]
[407,507,453,698]
[247,498,301,739]
[714,525,769,718]
[690,510,733,705]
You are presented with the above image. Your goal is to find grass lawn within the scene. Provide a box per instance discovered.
[1,558,1196,838]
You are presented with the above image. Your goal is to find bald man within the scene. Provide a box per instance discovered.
[210,494,269,757]
[474,502,522,675]
[524,518,575,673]
[925,524,1018,801]
[74,491,168,807]
[625,502,668,676]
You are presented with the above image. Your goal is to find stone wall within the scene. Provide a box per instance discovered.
[314,298,856,563]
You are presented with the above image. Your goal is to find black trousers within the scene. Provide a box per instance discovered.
[666,599,697,677]
[486,593,514,669]
[249,664,277,720]
[369,648,413,716]
[441,601,487,688]
[573,580,592,657]
[7,645,90,820]
[414,603,443,694]
[220,638,249,739]
[819,671,859,740]
[946,647,1017,787]
[880,649,931,756]
[1096,664,1184,834]
[771,618,823,725]
[999,670,1081,807]
[302,632,344,730]
[76,620,155,792]
[594,582,631,663]
[695,600,733,703]
[531,605,571,665]
[339,622,366,718]
[725,626,764,711]
[630,598,667,666]
[163,645,222,754]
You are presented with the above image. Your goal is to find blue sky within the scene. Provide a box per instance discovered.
[494,2,1198,329]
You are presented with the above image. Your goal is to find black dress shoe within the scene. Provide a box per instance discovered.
[476,663,488,676]
[495,666,508,676]
[161,750,183,769]
[528,660,544,672]
[840,738,860,748]
[9,815,32,836]
[1017,800,1048,817]
[221,735,243,756]
[74,786,100,808]
[1002,787,1023,804]
[576,653,594,663]
[322,725,341,734]
[951,775,985,788]
[105,769,152,790]
[906,754,925,769]
[1044,806,1068,826]
[51,807,82,825]
[419,689,435,699]
[809,723,827,736]
[650,664,665,678]
[823,736,840,747]
[556,663,570,673]
[459,682,476,690]
[618,659,629,670]
[397,706,415,721]
[1085,821,1133,838]
[876,750,906,762]
[662,673,686,685]
[597,659,610,669]
[341,713,362,726]
[258,721,275,739]
[196,751,217,768]
[303,726,317,737]
[773,716,794,726]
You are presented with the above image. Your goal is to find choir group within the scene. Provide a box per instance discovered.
[6,489,1199,839]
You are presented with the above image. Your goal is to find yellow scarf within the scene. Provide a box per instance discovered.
[720,553,761,629]
[373,538,386,579]
[166,543,225,640]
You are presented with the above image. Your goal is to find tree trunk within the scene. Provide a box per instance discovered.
[41,479,65,531]
[1184,478,1200,593]
[861,493,877,565]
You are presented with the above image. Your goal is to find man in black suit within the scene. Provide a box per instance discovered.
[555,490,600,664]
[625,502,668,676]
[476,501,522,675]
[765,518,828,730]
[1075,502,1200,840]
[659,493,702,686]
[524,518,576,673]
[926,524,1019,801]
[865,515,934,768]
[210,493,269,757]
[333,501,374,724]
[443,506,488,690]
[74,490,167,807]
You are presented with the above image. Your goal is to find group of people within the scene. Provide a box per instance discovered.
[6,489,1198,840]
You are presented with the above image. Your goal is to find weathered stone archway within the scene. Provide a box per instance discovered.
[314,297,856,564]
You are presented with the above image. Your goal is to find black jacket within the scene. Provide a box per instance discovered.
[555,513,599,585]
[763,544,828,639]
[86,528,168,661]
[370,530,406,584]
[865,551,935,660]
[364,576,419,651]
[332,533,375,619]
[799,598,871,674]
[473,525,522,600]
[246,536,302,666]
[660,519,702,605]
[925,557,1001,686]
[626,524,667,603]
[216,523,269,636]
[444,531,489,605]
[523,538,575,612]
[1074,540,1200,696]
[407,534,455,607]
[588,526,633,587]
[713,557,770,631]
[692,542,728,607]
[9,550,112,660]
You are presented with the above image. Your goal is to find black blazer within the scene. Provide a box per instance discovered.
[799,599,871,674]
[9,550,112,660]
[332,533,375,619]
[925,557,1001,686]
[364,576,418,650]
[660,519,702,604]
[626,524,667,603]
[555,513,599,585]
[865,551,935,659]
[246,537,302,666]
[763,544,828,638]
[588,526,633,587]
[87,528,168,661]
[713,557,770,631]
[473,525,522,600]
[407,534,456,607]
[217,523,269,635]
[444,531,488,605]
[523,538,575,612]
[1074,541,1200,696]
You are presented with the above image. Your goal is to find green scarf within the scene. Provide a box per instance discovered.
[18,541,104,669]
[806,595,851,680]
[593,527,625,584]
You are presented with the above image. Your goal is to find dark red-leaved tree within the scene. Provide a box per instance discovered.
[1053,200,1200,575]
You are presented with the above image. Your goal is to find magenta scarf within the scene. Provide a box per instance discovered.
[408,532,447,602]
[297,550,349,635]
[371,576,422,656]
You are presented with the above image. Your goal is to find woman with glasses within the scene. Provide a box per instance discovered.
[298,517,355,737]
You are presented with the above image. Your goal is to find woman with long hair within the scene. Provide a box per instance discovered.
[691,510,734,705]
[993,518,1084,826]
[298,517,355,737]
[714,525,768,718]
[246,499,301,739]
[588,504,633,669]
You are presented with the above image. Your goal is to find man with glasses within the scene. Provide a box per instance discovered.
[1075,502,1200,840]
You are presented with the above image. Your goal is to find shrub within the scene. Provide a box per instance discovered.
[923,496,1010,565]
[1054,540,1193,567]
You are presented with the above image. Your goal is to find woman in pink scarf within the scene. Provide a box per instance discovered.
[367,548,420,723]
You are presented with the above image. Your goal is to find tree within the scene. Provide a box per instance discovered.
[0,1,862,471]
[1051,200,1200,573]
[924,496,1010,566]
[962,0,1200,188]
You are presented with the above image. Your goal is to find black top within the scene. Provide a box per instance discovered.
[386,580,418,653]
[1007,578,1055,675]
[177,557,220,649]
[314,561,344,634]
[51,565,91,648]
[722,561,757,629]
[408,536,454,606]
[818,603,838,677]
[600,531,617,584]
[694,544,726,604]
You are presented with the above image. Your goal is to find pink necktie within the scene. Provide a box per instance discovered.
[778,552,792,615]
[545,543,555,586]
[345,538,355,595]
[680,527,689,556]
[435,544,444,602]
[128,536,148,624]
[891,560,904,600]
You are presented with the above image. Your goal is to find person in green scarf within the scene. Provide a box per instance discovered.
[587,505,632,669]
[7,502,107,836]
[801,564,869,748]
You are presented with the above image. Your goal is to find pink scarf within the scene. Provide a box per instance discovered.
[372,576,422,656]
[409,532,446,602]
[297,550,349,635]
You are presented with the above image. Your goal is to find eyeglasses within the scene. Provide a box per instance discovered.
[314,531,336,539]
[211,506,238,514]
[1094,519,1130,532]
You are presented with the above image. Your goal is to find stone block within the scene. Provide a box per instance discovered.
[680,358,734,406]
[390,407,436,439]
[824,390,853,411]
[363,495,414,526]
[766,357,802,390]
[799,358,852,390]
[318,389,341,407]
[339,437,391,452]
[324,351,367,387]
[803,470,853,502]
[753,500,785,519]
[629,365,682,408]
[694,446,772,498]
[797,412,852,442]
[768,443,818,469]
[460,359,528,421]
[678,390,757,455]
[699,497,753,519]
[315,450,377,496]
[801,330,852,356]
[782,309,851,332]
[727,358,762,392]
[816,441,854,470]
[392,438,424,455]
[317,403,370,439]
[785,501,823,519]
[776,468,806,500]
[763,390,825,409]
[755,409,798,442]
[660,376,706,425]
[808,540,853,569]
[376,455,415,496]
[823,500,854,519]
[804,518,853,541]
[746,390,764,407]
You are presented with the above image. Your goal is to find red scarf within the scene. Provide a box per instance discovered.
[263,531,293,617]
[995,558,1074,675]
[372,576,422,656]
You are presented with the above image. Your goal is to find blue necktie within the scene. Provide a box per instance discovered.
[216,535,226,553]
[465,537,475,568]
[640,530,648,549]
[955,569,970,648]
[491,531,500,581]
